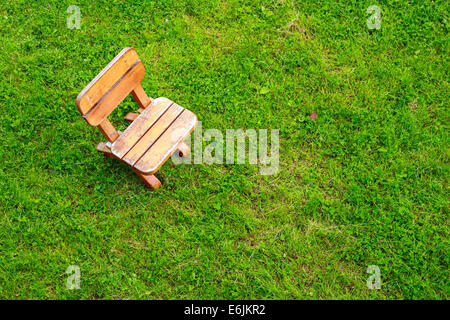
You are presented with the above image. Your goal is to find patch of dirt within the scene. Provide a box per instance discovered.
[408,98,418,112]
[281,22,312,40]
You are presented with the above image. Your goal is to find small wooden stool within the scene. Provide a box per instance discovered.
[76,47,197,189]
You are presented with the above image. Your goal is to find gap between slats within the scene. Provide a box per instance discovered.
[132,109,186,167]
[119,101,175,160]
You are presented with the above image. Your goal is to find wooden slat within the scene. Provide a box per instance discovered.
[76,47,139,115]
[131,83,152,109]
[121,104,185,166]
[83,61,145,126]
[134,109,197,174]
[111,97,173,159]
[97,118,119,142]
[124,112,139,122]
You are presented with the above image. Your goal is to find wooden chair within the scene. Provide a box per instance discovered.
[76,47,197,189]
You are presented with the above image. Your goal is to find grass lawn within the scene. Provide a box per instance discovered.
[0,0,448,299]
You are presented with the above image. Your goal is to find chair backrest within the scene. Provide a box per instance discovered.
[76,47,145,127]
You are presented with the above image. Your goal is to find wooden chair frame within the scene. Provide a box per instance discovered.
[76,47,196,189]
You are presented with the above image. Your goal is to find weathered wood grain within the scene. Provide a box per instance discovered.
[83,61,145,126]
[131,83,152,109]
[97,118,119,142]
[121,103,184,166]
[134,109,197,174]
[124,112,139,122]
[76,47,139,116]
[111,97,174,159]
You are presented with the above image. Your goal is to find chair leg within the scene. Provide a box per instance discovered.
[97,142,160,189]
[177,142,190,157]
[133,169,161,190]
[124,112,139,122]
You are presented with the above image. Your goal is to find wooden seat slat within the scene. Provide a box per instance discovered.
[120,102,184,166]
[134,109,197,174]
[111,97,173,159]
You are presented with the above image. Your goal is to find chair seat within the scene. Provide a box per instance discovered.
[111,97,197,174]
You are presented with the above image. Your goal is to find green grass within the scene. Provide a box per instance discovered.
[0,0,448,299]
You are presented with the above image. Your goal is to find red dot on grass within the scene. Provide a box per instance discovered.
[310,110,317,121]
